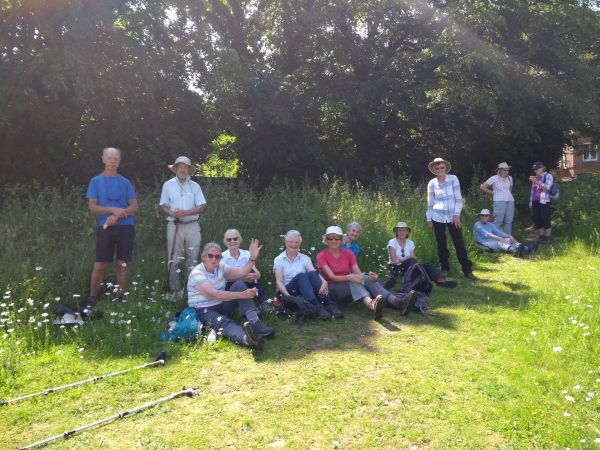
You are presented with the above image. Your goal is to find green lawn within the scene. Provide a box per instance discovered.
[1,242,598,449]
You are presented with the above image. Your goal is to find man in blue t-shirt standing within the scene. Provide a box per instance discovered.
[83,147,138,318]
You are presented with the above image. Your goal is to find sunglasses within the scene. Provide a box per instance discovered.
[205,253,222,260]
[434,166,445,170]
[480,214,490,217]
[400,249,405,258]
[225,237,239,242]
[326,236,342,241]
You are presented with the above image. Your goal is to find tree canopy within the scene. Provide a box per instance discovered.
[2,0,599,186]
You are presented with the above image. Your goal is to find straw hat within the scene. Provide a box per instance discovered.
[168,156,196,174]
[496,162,511,172]
[393,221,411,232]
[428,157,452,174]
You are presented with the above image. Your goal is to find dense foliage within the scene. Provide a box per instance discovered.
[2,0,600,186]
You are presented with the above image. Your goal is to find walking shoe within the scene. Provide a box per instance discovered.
[324,302,344,319]
[243,321,264,350]
[465,272,477,281]
[316,305,332,320]
[253,320,275,338]
[397,290,418,316]
[436,279,458,288]
[516,244,525,258]
[365,295,384,320]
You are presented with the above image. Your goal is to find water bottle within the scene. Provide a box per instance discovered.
[207,329,217,344]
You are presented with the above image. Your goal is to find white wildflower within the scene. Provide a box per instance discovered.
[565,395,575,402]
[530,330,537,336]
[553,346,563,353]
[35,266,42,271]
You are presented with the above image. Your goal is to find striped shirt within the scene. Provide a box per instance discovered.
[426,174,464,223]
[484,175,514,202]
[187,262,231,308]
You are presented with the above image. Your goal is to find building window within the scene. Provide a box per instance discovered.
[582,143,598,162]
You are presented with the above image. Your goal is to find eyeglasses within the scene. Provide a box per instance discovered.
[326,236,342,241]
[205,253,222,260]
[225,237,239,242]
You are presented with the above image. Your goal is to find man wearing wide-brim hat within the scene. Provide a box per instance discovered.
[426,157,476,280]
[160,156,207,295]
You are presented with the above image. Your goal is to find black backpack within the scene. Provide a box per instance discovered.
[401,262,433,296]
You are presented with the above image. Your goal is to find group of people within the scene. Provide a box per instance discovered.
[79,149,554,349]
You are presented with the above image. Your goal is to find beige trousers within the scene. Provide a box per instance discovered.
[167,221,201,291]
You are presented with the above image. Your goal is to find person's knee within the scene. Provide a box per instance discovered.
[228,280,248,292]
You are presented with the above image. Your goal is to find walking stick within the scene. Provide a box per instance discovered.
[1,352,166,407]
[17,387,198,449]
[167,219,179,279]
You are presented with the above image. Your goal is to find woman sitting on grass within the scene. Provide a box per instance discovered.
[340,221,361,257]
[316,225,416,318]
[221,228,269,308]
[384,221,457,290]
[187,241,274,350]
[273,230,343,320]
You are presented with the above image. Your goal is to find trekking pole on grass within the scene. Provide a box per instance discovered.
[17,387,198,450]
[0,352,166,407]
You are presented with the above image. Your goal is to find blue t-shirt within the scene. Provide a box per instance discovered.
[86,174,136,226]
[340,241,359,257]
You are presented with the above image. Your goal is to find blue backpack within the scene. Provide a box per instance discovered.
[543,173,560,201]
[160,307,201,342]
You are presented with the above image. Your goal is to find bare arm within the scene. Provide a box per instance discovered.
[225,239,262,280]
[274,268,290,297]
[196,281,256,302]
[480,182,493,194]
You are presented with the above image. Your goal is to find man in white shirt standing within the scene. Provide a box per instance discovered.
[160,156,207,295]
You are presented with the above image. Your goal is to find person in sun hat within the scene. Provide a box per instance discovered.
[528,161,553,243]
[473,209,535,257]
[316,226,417,318]
[160,156,207,295]
[383,221,458,290]
[82,147,138,319]
[426,157,475,280]
[480,162,515,234]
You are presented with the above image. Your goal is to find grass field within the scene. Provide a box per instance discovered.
[1,176,599,449]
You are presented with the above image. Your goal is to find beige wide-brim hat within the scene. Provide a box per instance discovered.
[496,162,511,172]
[428,157,452,174]
[168,156,196,175]
[393,221,411,232]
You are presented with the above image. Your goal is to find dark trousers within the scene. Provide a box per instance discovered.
[531,201,551,229]
[432,220,472,275]
[286,271,333,307]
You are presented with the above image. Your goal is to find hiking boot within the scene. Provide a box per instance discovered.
[364,295,384,320]
[465,272,477,281]
[253,320,275,338]
[243,321,264,350]
[516,244,525,258]
[386,291,417,314]
[324,302,344,319]
[316,305,332,320]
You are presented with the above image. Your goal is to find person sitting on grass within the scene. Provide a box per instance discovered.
[187,240,274,350]
[221,228,269,308]
[273,230,343,320]
[316,226,417,318]
[340,221,361,257]
[383,221,458,290]
[473,209,535,257]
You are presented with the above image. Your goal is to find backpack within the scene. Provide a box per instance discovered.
[160,307,201,342]
[543,173,560,201]
[401,262,433,296]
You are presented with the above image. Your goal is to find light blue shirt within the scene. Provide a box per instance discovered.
[473,221,508,246]
[426,174,464,223]
[340,242,359,257]
[273,251,313,286]
[159,176,206,222]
